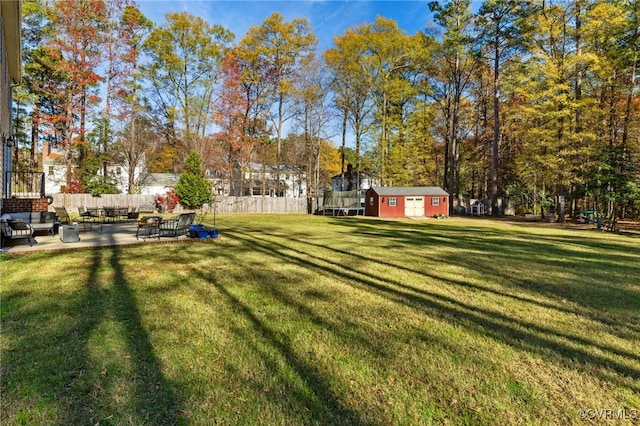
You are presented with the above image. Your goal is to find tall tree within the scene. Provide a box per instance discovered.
[98,1,150,182]
[114,5,153,193]
[20,0,54,171]
[581,0,640,225]
[238,12,317,196]
[429,0,477,213]
[365,18,420,185]
[212,52,269,196]
[143,12,233,166]
[46,0,108,188]
[476,0,529,215]
[291,55,333,198]
[325,28,374,189]
[331,17,419,185]
[506,2,586,216]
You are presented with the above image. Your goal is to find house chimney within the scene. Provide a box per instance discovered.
[43,142,51,158]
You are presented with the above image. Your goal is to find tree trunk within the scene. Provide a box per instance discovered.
[31,105,40,171]
[275,93,284,196]
[380,92,388,186]
[341,109,347,191]
[491,35,500,216]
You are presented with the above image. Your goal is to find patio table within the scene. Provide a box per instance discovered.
[103,207,129,223]
[86,207,104,220]
[83,207,106,231]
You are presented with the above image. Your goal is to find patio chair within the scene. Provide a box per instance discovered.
[54,207,73,225]
[126,206,140,222]
[55,206,92,232]
[129,205,155,223]
[78,206,100,231]
[0,213,35,247]
[158,212,196,238]
[135,215,162,241]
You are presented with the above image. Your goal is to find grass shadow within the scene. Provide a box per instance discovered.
[222,225,640,394]
[1,248,183,424]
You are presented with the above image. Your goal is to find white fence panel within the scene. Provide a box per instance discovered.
[214,196,307,214]
[50,194,308,215]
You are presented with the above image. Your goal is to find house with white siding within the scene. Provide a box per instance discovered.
[138,173,180,196]
[43,143,146,195]
[206,163,307,197]
[1,1,22,205]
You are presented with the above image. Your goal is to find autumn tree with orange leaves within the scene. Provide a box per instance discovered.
[211,52,269,196]
[28,0,108,191]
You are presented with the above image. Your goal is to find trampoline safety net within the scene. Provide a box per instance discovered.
[322,190,362,208]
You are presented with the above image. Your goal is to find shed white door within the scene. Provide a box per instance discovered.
[405,197,424,217]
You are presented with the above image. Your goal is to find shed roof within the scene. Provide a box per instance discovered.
[369,186,449,196]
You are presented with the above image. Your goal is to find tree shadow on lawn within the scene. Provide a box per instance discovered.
[222,227,640,394]
[331,218,640,338]
[185,261,371,425]
[1,248,183,425]
[245,219,640,338]
[329,218,640,315]
[107,247,184,424]
[285,229,640,344]
[331,217,640,270]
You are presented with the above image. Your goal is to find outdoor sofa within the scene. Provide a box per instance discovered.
[0,211,59,247]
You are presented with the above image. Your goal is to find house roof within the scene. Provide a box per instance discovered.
[330,171,374,181]
[45,152,64,161]
[139,173,179,188]
[246,162,305,174]
[1,1,22,83]
[369,186,449,196]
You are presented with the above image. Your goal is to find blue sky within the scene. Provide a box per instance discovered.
[136,0,439,51]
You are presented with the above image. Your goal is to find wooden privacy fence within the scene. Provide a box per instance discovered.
[49,194,309,215]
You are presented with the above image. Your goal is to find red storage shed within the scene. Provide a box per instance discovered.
[365,186,449,218]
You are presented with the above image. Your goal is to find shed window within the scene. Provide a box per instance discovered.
[432,197,440,206]
[369,196,374,206]
[389,197,397,206]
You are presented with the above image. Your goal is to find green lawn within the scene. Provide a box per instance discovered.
[1,215,639,425]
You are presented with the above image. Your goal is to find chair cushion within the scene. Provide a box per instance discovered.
[9,219,28,230]
[40,212,56,223]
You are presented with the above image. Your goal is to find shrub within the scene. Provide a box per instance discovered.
[155,189,180,213]
[175,151,212,210]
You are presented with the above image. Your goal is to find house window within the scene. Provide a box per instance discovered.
[116,167,122,175]
[432,197,440,206]
[48,166,54,176]
[389,197,397,206]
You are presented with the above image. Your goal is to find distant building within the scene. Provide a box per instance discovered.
[204,168,229,196]
[138,173,180,196]
[43,143,146,194]
[207,163,307,197]
[136,164,308,198]
[331,165,378,192]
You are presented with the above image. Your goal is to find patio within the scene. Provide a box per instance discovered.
[0,221,198,254]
